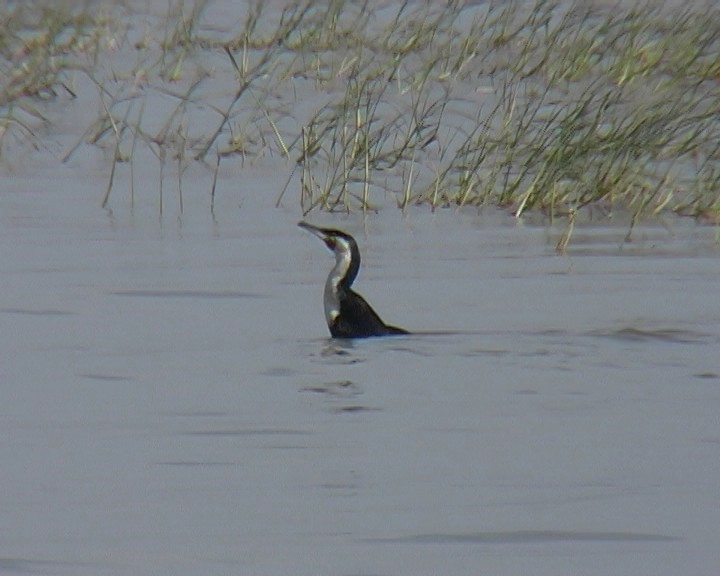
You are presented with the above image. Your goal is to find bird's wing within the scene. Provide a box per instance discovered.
[332,289,392,338]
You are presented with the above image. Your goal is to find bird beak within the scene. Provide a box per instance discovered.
[298,221,329,241]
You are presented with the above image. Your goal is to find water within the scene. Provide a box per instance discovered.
[1,162,719,576]
[2,0,720,572]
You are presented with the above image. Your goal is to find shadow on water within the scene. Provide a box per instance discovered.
[0,558,101,574]
[587,326,717,344]
[325,327,719,344]
[308,331,501,362]
[1,307,76,316]
[366,530,682,545]
[111,289,266,299]
[299,379,380,414]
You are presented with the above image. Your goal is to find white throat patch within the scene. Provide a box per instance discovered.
[323,236,352,326]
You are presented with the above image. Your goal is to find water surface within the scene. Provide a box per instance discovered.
[1,166,719,576]
[2,0,720,573]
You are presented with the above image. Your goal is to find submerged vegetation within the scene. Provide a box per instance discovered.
[1,0,719,235]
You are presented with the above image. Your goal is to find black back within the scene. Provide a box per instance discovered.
[299,221,409,339]
[331,287,409,339]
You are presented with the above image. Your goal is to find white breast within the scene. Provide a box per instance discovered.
[322,237,352,326]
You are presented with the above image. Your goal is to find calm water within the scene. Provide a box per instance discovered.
[1,165,719,576]
[2,0,720,573]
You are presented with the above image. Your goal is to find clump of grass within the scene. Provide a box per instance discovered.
[0,2,118,154]
[2,0,719,239]
[271,0,720,232]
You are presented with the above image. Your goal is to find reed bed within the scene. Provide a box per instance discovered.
[2,0,719,233]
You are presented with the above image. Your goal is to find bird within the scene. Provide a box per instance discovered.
[298,221,409,339]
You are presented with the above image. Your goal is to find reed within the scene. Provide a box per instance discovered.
[1,0,718,234]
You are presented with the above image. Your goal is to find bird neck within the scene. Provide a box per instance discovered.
[323,238,360,326]
[330,237,360,290]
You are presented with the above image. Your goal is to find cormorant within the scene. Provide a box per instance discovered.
[298,221,409,338]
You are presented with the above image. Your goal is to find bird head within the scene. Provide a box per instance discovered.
[298,221,361,287]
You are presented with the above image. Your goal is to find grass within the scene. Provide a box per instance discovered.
[0,2,110,149]
[1,0,719,240]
